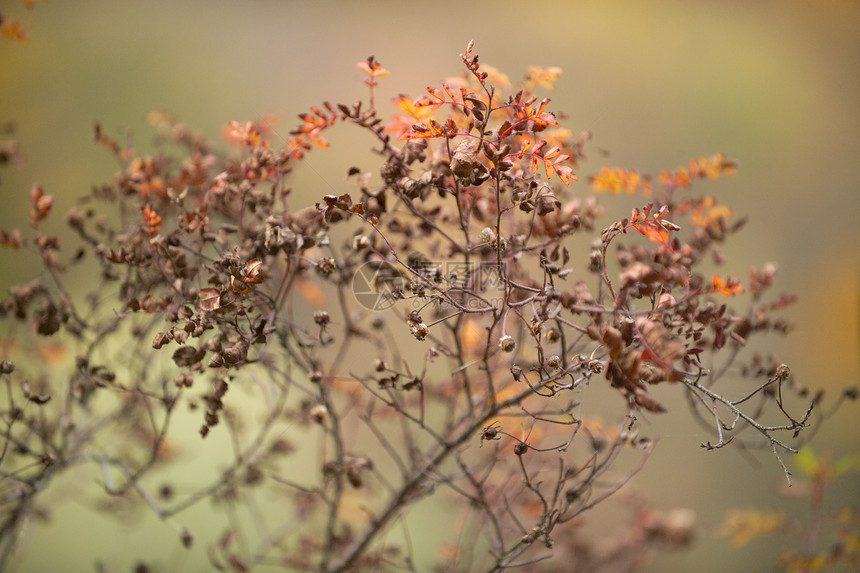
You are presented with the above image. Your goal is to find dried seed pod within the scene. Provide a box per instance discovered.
[314,310,331,326]
[317,257,336,276]
[410,322,429,341]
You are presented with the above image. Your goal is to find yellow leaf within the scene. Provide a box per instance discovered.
[720,508,785,547]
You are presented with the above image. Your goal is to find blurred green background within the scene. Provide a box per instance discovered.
[1,1,858,571]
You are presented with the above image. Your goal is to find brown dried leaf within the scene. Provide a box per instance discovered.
[172,346,204,368]
[635,317,685,377]
[198,288,221,311]
[449,139,480,178]
[634,387,667,413]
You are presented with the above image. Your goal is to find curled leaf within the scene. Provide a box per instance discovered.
[198,288,221,311]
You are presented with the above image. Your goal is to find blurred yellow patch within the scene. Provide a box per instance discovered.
[524,66,563,90]
[720,508,785,547]
[480,65,511,91]
[690,196,733,229]
[590,166,650,195]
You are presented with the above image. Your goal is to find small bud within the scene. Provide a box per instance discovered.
[0,360,14,374]
[314,310,330,327]
[310,404,328,424]
[180,529,193,549]
[513,442,528,456]
[545,328,560,343]
[511,364,523,381]
[530,318,541,335]
[499,335,516,353]
[309,370,323,383]
[588,250,602,273]
[373,359,387,372]
[352,234,370,250]
[478,226,496,244]
[546,355,561,369]
[480,424,500,444]
[205,411,219,426]
[521,526,541,545]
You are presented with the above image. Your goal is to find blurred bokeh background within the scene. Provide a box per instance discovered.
[1,1,858,571]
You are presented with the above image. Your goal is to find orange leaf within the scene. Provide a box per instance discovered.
[554,164,575,185]
[711,275,743,296]
[29,184,53,227]
[225,121,261,147]
[427,86,445,101]
[1,20,28,43]
[141,204,162,236]
[392,95,436,119]
[356,59,389,78]
[632,221,669,244]
[0,228,21,249]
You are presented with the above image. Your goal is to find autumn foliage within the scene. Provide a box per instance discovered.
[0,41,856,573]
